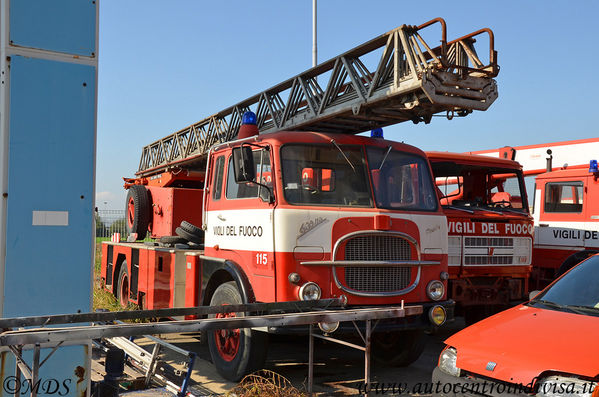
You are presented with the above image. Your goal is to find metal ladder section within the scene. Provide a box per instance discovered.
[0,299,422,397]
[137,17,498,177]
[100,330,197,396]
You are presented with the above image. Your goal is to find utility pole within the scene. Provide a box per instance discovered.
[312,0,317,67]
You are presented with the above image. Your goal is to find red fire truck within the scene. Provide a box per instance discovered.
[426,152,533,322]
[100,18,500,380]
[470,138,599,288]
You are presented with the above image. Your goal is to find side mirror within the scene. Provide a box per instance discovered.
[529,290,541,300]
[232,146,255,183]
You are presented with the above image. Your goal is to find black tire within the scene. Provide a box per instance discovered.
[116,262,130,308]
[207,281,268,381]
[175,226,203,244]
[125,185,150,240]
[180,221,204,238]
[555,250,597,278]
[372,330,426,367]
[159,235,187,245]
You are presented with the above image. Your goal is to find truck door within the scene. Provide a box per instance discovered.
[205,147,276,301]
[536,179,586,252]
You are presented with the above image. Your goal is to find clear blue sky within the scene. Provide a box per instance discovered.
[96,1,599,210]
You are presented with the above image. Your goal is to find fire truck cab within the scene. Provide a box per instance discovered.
[102,129,453,380]
[427,152,533,321]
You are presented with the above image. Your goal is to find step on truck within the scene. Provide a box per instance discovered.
[470,138,599,289]
[427,152,533,322]
[101,18,500,380]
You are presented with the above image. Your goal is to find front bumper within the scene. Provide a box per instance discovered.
[432,367,532,397]
[268,300,454,335]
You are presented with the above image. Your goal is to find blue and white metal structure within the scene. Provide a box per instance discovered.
[0,0,98,395]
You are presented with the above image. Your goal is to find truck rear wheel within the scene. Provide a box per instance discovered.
[372,330,426,367]
[116,263,130,308]
[126,185,150,240]
[207,281,267,381]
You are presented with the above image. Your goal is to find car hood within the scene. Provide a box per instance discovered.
[445,304,599,385]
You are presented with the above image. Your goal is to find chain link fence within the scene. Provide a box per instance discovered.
[95,210,127,239]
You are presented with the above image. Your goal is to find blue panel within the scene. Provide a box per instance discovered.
[4,56,95,317]
[10,0,96,56]
[0,346,88,397]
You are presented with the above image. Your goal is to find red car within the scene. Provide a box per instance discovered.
[433,254,599,396]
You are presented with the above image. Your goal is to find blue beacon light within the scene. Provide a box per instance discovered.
[371,128,384,138]
[242,111,257,125]
[589,159,598,173]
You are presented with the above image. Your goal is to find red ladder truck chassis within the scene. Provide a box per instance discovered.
[427,152,533,321]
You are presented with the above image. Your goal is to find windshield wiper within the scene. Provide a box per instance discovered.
[530,299,582,314]
[447,206,474,214]
[378,146,392,170]
[331,139,356,173]
[563,304,599,316]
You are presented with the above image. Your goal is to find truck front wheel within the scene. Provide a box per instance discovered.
[207,281,268,381]
[372,330,426,367]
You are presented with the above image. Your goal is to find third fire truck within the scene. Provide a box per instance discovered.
[471,138,599,288]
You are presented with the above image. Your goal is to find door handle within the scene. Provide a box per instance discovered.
[217,214,226,221]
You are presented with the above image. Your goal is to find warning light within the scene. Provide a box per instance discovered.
[371,128,383,138]
[590,160,598,173]
[242,111,257,125]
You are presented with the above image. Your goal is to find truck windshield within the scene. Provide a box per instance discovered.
[433,163,529,213]
[365,147,437,211]
[281,144,373,207]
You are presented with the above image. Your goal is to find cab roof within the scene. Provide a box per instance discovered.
[426,151,522,170]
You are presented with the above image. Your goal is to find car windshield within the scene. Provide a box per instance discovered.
[366,147,437,211]
[432,162,529,213]
[530,255,599,316]
[281,144,373,207]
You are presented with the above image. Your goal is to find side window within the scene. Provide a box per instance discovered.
[212,155,225,200]
[226,149,271,199]
[544,181,583,213]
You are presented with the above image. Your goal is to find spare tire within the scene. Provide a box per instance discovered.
[180,220,204,239]
[176,226,203,244]
[125,185,150,240]
[159,235,187,245]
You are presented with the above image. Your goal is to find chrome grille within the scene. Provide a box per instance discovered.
[464,236,513,265]
[343,235,412,293]
[344,235,411,261]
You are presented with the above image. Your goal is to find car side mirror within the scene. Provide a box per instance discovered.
[529,290,541,300]
[232,146,255,183]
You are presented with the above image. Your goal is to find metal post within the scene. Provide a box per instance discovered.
[364,320,371,394]
[144,344,161,387]
[312,0,317,67]
[31,344,41,397]
[13,346,21,397]
[308,324,314,395]
[178,352,196,397]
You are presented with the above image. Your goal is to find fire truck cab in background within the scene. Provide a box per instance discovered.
[426,152,533,321]
[471,138,599,289]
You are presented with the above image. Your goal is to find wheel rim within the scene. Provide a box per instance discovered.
[119,273,129,308]
[127,197,135,229]
[214,311,240,361]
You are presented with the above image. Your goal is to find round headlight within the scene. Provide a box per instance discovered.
[318,321,339,333]
[299,282,321,301]
[427,280,445,301]
[429,305,447,326]
[438,347,460,377]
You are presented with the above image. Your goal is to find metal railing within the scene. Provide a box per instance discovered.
[95,209,127,239]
